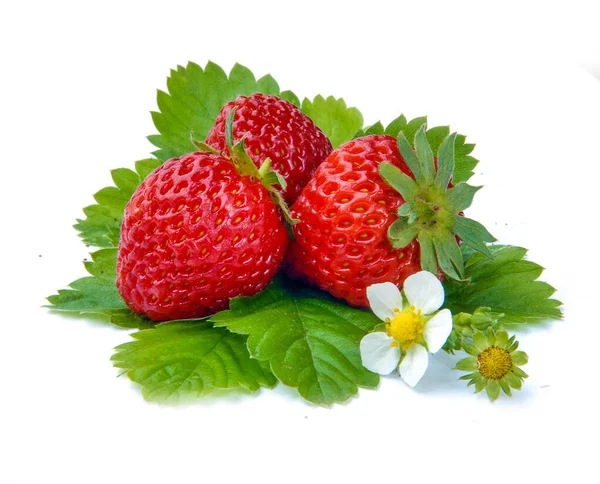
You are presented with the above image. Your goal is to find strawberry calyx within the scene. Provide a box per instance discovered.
[192,108,297,226]
[379,125,495,281]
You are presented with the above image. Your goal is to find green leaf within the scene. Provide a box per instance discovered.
[453,135,478,184]
[384,114,407,136]
[426,125,451,154]
[443,245,563,324]
[149,61,296,161]
[300,95,363,148]
[363,121,385,136]
[74,158,162,248]
[112,321,277,403]
[402,116,428,144]
[279,90,301,107]
[210,278,380,406]
[46,248,152,329]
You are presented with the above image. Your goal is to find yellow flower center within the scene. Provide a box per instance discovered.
[386,306,425,351]
[477,346,513,380]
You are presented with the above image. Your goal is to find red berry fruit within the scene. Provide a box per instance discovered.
[286,126,496,307]
[205,93,333,204]
[284,135,421,307]
[117,152,289,321]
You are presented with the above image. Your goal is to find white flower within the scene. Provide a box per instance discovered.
[359,271,453,387]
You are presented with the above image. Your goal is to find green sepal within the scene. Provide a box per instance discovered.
[190,132,222,155]
[225,107,260,178]
[486,379,501,401]
[474,377,487,393]
[397,202,418,222]
[433,233,465,280]
[270,187,298,227]
[258,158,287,191]
[462,342,479,356]
[414,126,435,184]
[397,132,424,183]
[512,366,528,379]
[453,215,495,258]
[418,233,437,274]
[447,184,482,212]
[505,372,523,389]
[473,331,489,351]
[378,162,418,201]
[499,378,512,397]
[511,351,528,366]
[455,356,478,371]
[388,218,419,249]
[435,132,457,189]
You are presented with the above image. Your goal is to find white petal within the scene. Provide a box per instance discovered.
[360,332,401,375]
[423,309,453,353]
[366,282,403,322]
[403,271,445,314]
[399,344,428,387]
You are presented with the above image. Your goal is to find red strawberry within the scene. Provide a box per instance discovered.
[284,135,421,307]
[117,151,288,321]
[286,127,496,307]
[205,93,333,204]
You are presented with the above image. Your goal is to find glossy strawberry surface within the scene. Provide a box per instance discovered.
[284,135,421,307]
[117,152,288,321]
[205,93,333,204]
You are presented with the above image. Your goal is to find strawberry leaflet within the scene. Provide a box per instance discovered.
[75,159,162,248]
[47,248,152,329]
[300,95,364,148]
[210,277,380,406]
[112,321,277,402]
[149,62,297,161]
[443,245,563,324]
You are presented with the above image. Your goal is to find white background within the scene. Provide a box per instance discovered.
[1,1,599,483]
